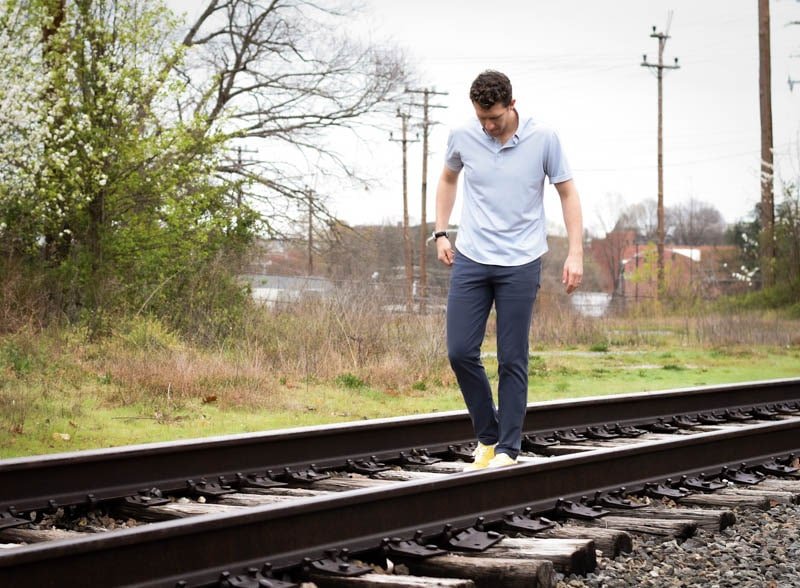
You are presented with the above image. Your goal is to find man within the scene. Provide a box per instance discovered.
[434,70,583,470]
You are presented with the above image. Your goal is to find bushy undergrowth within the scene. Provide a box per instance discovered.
[235,286,451,391]
[718,279,800,319]
[2,281,799,433]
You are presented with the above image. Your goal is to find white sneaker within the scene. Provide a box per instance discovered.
[463,442,496,471]
[487,453,518,468]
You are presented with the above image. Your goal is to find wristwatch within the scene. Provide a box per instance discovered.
[433,230,449,240]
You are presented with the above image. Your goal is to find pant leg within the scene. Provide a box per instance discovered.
[493,257,541,458]
[447,252,497,445]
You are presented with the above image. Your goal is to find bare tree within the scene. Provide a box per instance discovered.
[615,199,658,242]
[667,198,727,246]
[171,0,410,235]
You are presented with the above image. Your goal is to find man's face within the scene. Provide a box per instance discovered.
[473,99,516,138]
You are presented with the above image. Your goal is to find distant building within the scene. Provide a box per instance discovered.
[241,274,334,306]
[590,231,746,300]
[618,244,744,300]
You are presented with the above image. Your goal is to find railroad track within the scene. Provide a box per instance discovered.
[1,378,799,587]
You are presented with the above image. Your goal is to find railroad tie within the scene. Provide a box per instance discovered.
[217,492,308,507]
[573,515,698,539]
[310,476,398,491]
[455,537,596,576]
[402,460,468,474]
[372,469,446,482]
[240,486,330,497]
[716,486,798,505]
[308,571,476,587]
[115,498,246,521]
[0,527,81,544]
[754,478,800,497]
[678,492,772,510]
[534,525,632,557]
[600,506,736,532]
[400,554,556,588]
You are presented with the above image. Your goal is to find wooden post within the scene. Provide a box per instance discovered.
[758,0,775,288]
[390,110,418,311]
[641,16,680,297]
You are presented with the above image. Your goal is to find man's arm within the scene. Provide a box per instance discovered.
[554,179,583,294]
[435,166,460,266]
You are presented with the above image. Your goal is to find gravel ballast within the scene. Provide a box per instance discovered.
[558,503,800,588]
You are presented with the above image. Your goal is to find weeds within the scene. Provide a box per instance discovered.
[336,373,365,389]
[663,364,686,371]
[2,281,800,457]
[528,355,547,377]
[1,341,34,376]
[120,317,181,351]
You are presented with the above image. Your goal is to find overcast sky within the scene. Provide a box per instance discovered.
[341,0,800,235]
[170,1,800,235]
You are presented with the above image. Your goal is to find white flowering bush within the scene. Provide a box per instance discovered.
[0,0,256,337]
[1,0,407,339]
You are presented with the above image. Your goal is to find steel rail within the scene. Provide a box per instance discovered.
[1,418,799,587]
[1,378,799,513]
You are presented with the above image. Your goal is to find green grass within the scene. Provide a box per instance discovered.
[2,340,799,459]
[478,345,800,402]
[0,391,470,458]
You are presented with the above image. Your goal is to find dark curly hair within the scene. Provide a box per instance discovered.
[469,70,513,109]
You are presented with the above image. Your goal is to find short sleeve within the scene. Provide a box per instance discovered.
[444,130,463,171]
[544,130,572,184]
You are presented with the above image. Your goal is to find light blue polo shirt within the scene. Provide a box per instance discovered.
[444,112,572,266]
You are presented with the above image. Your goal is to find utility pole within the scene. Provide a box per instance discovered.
[641,14,680,296]
[759,0,775,288]
[390,109,419,311]
[306,187,314,276]
[406,87,448,312]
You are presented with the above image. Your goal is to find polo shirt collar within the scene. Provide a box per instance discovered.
[481,108,525,145]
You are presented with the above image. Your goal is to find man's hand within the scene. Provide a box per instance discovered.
[437,237,455,266]
[562,252,583,294]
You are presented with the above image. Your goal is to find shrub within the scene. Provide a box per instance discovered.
[119,317,180,352]
[1,341,33,376]
[336,372,365,389]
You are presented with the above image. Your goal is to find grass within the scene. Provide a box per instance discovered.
[485,346,800,402]
[1,323,798,458]
[0,384,469,457]
[2,300,800,459]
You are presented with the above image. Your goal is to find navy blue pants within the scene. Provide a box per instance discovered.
[447,252,541,459]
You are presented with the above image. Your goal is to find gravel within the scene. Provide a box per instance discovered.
[557,503,800,588]
[37,508,139,533]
